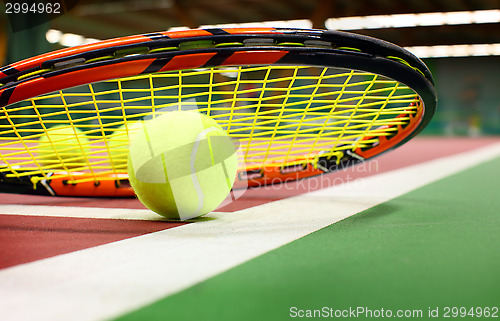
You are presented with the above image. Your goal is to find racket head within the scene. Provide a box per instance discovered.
[0,27,437,196]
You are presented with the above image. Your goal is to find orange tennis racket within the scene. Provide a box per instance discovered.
[0,27,436,197]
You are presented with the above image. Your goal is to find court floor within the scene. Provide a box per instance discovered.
[1,137,499,321]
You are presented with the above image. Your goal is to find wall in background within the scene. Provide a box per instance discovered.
[423,56,500,136]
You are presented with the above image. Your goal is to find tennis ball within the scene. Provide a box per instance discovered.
[108,121,143,169]
[37,125,90,169]
[127,111,238,220]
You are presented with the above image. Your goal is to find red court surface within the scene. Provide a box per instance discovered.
[0,215,185,269]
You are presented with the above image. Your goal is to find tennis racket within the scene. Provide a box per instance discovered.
[0,27,436,197]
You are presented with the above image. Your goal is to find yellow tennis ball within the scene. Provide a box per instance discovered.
[108,121,143,169]
[127,111,238,220]
[37,125,90,169]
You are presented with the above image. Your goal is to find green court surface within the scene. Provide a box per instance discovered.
[115,156,500,321]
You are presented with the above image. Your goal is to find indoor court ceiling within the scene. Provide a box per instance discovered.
[8,0,500,47]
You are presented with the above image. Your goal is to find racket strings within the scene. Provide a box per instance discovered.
[0,65,421,184]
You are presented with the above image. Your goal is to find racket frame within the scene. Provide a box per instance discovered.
[0,28,437,197]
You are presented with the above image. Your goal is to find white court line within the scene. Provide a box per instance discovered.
[0,204,162,220]
[1,142,500,321]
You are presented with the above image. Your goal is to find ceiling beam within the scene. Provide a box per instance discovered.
[310,0,334,29]
[351,23,500,47]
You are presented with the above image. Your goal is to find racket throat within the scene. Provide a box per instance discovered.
[316,150,365,173]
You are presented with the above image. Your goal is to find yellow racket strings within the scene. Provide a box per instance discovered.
[0,65,420,183]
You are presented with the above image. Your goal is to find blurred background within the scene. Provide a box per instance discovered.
[0,0,499,136]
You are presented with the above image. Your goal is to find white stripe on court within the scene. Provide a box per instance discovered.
[0,204,161,220]
[1,142,500,321]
